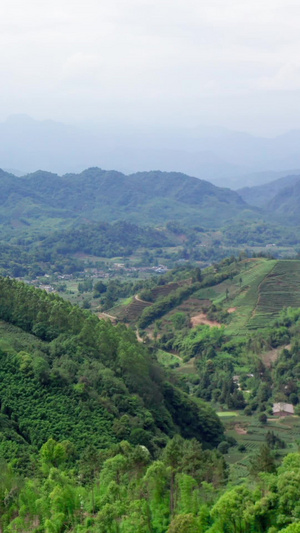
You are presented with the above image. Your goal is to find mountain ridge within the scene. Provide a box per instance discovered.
[238,174,300,207]
[5,114,300,187]
[0,167,256,229]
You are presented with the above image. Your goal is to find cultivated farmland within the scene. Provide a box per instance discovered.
[248,260,300,329]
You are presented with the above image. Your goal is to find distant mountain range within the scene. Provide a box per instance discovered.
[267,180,300,224]
[238,173,300,225]
[2,164,300,235]
[238,174,300,207]
[3,114,300,189]
[0,167,255,232]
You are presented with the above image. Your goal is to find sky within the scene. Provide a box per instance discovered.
[1,0,300,135]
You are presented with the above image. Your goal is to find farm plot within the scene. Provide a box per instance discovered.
[150,282,180,300]
[115,282,182,323]
[248,260,300,329]
[224,413,300,482]
[225,259,276,335]
[118,298,152,322]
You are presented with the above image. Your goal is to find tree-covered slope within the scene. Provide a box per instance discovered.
[0,278,223,469]
[267,179,300,224]
[238,173,300,207]
[0,167,255,229]
[3,261,300,532]
[238,173,300,225]
[37,220,176,257]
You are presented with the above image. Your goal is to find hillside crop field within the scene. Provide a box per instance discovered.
[224,259,277,335]
[194,258,300,335]
[115,258,300,336]
[223,412,300,483]
[248,260,300,329]
[3,256,300,531]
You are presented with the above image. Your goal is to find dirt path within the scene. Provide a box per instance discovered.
[190,313,222,328]
[135,294,149,303]
[136,330,144,343]
[98,312,117,322]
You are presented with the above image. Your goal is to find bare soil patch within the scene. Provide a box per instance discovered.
[190,313,222,328]
[98,312,117,323]
[234,425,248,435]
[227,307,236,313]
[261,344,291,367]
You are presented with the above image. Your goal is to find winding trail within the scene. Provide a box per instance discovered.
[134,294,149,303]
[98,312,117,321]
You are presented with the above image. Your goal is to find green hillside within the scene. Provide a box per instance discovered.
[248,260,300,328]
[238,173,300,207]
[267,179,300,224]
[4,164,300,532]
[114,258,300,339]
[0,167,255,230]
[0,277,224,469]
[2,261,300,531]
[38,220,176,257]
[116,258,276,334]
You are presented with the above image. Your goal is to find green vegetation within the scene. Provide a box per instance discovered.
[248,260,300,328]
[39,221,175,257]
[0,168,252,231]
[3,167,300,530]
[0,277,224,463]
[2,166,300,281]
[1,257,300,530]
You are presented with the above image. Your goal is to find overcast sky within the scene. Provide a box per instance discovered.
[1,0,300,135]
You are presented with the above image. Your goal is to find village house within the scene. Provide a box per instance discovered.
[273,402,295,417]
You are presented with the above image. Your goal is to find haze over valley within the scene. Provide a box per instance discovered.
[4,114,300,189]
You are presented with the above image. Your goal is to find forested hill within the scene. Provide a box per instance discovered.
[0,277,223,470]
[0,167,255,229]
[238,173,300,207]
[267,179,300,224]
[38,220,176,257]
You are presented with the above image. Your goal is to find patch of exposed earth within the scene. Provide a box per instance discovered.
[190,313,222,328]
[234,425,248,435]
[261,344,291,367]
[98,312,117,323]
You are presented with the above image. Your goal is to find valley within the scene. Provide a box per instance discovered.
[1,167,300,531]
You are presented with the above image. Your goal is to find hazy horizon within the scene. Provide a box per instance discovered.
[2,0,300,137]
[3,113,300,189]
[3,1,300,187]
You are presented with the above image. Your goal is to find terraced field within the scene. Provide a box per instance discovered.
[118,298,152,322]
[225,259,276,335]
[150,282,180,299]
[115,259,300,332]
[116,282,182,323]
[248,260,300,329]
[224,413,300,483]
